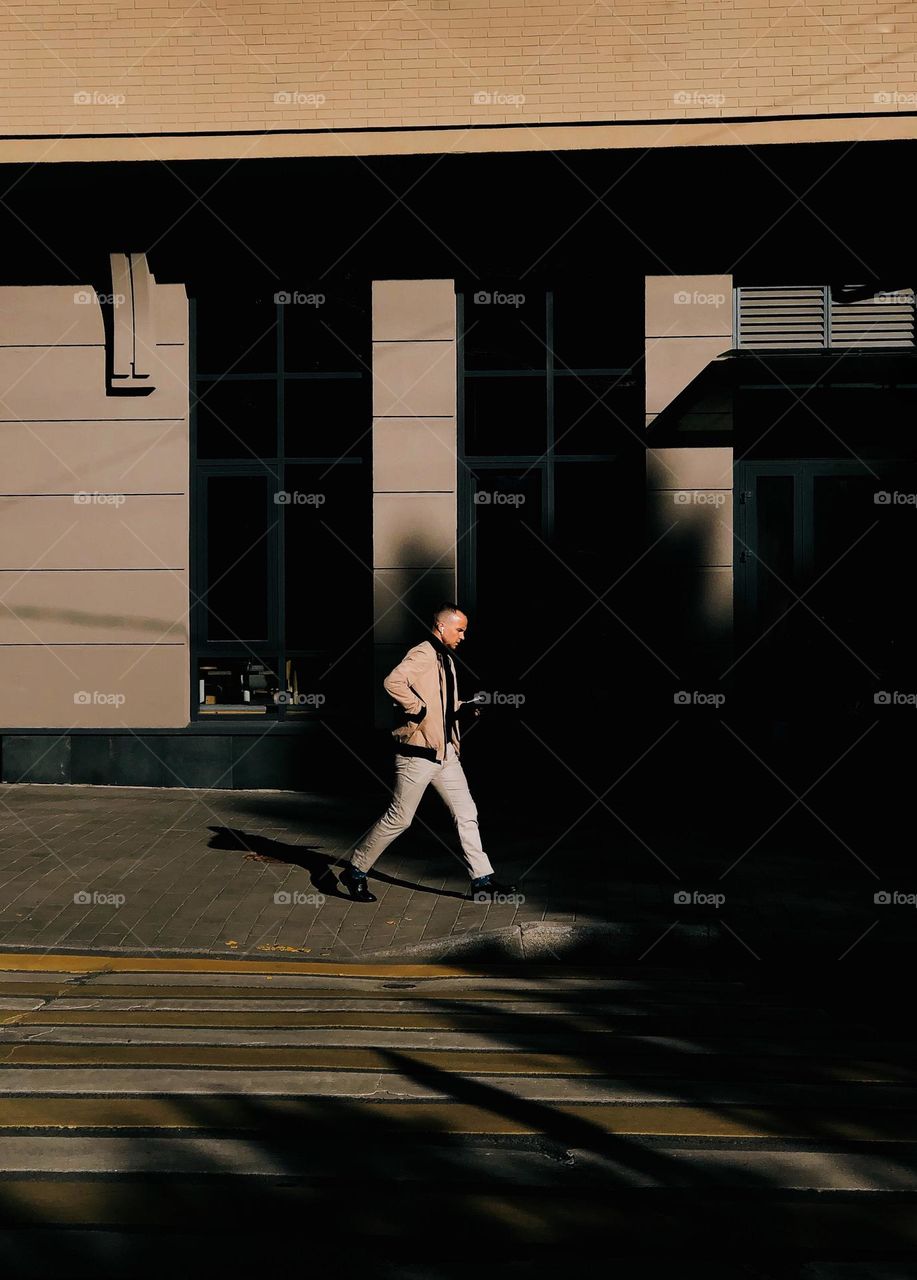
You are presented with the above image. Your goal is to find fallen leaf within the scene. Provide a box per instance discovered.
[256,943,312,954]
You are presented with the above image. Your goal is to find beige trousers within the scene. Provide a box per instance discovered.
[350,744,494,879]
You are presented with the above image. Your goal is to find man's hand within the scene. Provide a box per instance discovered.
[459,693,485,720]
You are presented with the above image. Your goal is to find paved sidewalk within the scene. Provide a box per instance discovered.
[0,771,903,965]
[0,782,572,961]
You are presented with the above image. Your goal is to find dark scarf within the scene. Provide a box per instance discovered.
[430,634,457,742]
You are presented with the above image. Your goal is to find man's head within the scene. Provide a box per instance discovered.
[432,603,468,651]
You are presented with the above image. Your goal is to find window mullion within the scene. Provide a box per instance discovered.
[276,298,286,711]
[545,289,555,541]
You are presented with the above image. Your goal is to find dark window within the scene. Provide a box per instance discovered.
[552,284,640,370]
[462,286,546,371]
[460,287,641,461]
[284,462,371,653]
[284,377,368,458]
[463,375,547,455]
[204,475,271,643]
[196,380,277,460]
[554,459,632,597]
[284,293,369,373]
[554,374,639,455]
[191,288,372,720]
[458,286,643,727]
[194,293,277,375]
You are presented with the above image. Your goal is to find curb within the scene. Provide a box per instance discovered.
[0,923,718,966]
[0,919,896,967]
[358,920,723,963]
[357,919,901,965]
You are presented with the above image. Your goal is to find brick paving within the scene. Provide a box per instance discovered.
[0,755,900,963]
[0,781,573,961]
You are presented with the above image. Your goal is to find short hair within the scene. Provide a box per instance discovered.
[433,602,464,627]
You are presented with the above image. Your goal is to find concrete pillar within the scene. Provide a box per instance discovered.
[371,279,457,727]
[644,275,734,674]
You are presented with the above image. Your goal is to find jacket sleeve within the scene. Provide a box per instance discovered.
[383,645,433,719]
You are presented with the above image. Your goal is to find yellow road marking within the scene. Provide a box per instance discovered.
[0,983,660,1002]
[0,1096,913,1141]
[0,1042,908,1079]
[0,953,635,979]
[10,1009,615,1030]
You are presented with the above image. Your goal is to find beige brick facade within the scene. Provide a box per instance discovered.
[0,1,913,147]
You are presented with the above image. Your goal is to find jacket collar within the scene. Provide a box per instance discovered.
[429,634,452,662]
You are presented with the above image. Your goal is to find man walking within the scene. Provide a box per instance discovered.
[340,603,515,904]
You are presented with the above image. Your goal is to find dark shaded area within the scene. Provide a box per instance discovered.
[1,141,914,819]
[0,966,916,1275]
[2,140,913,285]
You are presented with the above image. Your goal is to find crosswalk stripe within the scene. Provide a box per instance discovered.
[4,1005,870,1033]
[4,1024,917,1062]
[0,1042,912,1080]
[0,1138,914,1189]
[0,955,912,1267]
[0,954,748,982]
[0,980,736,1001]
[2,1067,913,1103]
[0,1096,913,1140]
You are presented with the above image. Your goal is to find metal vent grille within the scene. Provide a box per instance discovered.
[736,286,916,350]
[737,286,825,349]
[829,289,916,348]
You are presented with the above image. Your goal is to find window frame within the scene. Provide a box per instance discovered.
[456,287,642,613]
[189,293,372,723]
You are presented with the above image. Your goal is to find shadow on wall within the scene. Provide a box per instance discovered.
[379,480,738,801]
[1,604,184,636]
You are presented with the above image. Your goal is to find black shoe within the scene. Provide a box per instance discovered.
[340,865,377,903]
[469,875,518,903]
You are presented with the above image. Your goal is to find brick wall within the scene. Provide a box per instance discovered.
[0,1,913,137]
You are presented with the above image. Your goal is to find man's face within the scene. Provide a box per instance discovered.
[438,612,468,650]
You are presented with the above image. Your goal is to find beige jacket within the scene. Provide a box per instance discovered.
[383,639,464,763]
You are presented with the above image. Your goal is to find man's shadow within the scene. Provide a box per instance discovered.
[206,827,466,901]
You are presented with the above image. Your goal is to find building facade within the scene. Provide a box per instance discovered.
[0,3,915,787]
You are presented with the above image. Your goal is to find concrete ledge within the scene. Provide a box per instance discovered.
[4,114,917,166]
[0,924,715,967]
[0,918,902,968]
